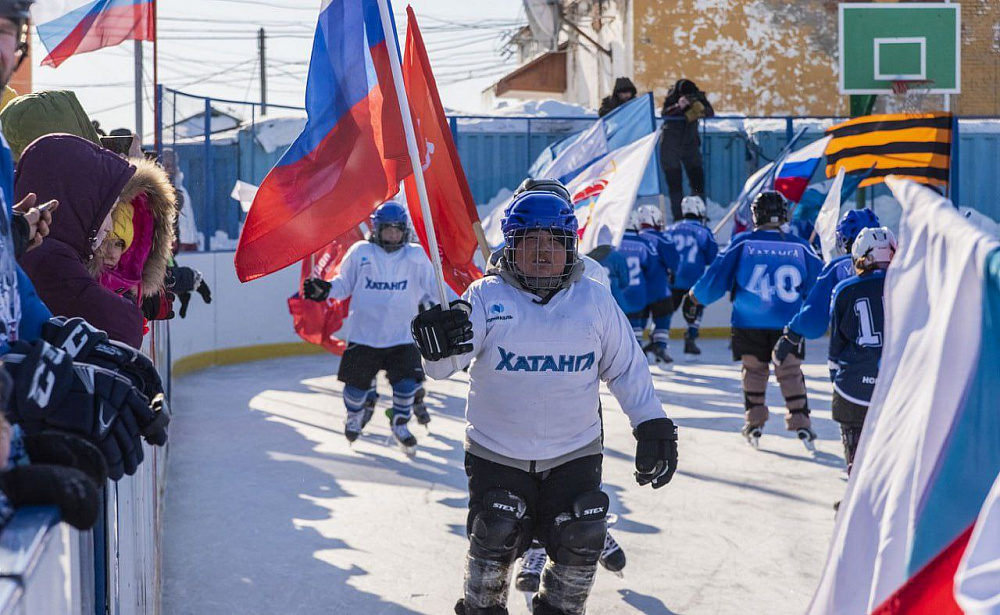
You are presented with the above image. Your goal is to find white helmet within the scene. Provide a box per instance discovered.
[627,210,641,231]
[852,226,897,270]
[681,195,707,219]
[636,204,663,230]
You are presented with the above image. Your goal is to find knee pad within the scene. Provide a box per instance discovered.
[343,385,368,413]
[547,491,609,566]
[469,489,528,562]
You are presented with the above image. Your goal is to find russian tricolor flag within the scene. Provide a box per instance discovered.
[774,135,830,203]
[33,0,154,68]
[235,0,411,282]
[808,179,1000,614]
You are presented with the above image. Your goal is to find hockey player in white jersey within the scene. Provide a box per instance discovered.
[303,202,437,453]
[411,191,678,615]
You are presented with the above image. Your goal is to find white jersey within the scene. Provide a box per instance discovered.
[327,242,436,348]
[581,254,610,288]
[425,274,666,461]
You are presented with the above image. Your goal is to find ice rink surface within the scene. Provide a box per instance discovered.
[163,339,847,615]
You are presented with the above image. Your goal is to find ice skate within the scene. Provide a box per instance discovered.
[646,342,674,370]
[742,423,762,449]
[515,546,545,594]
[797,427,817,453]
[599,532,626,577]
[390,414,417,455]
[360,392,377,430]
[683,335,701,361]
[344,409,365,444]
[413,401,431,429]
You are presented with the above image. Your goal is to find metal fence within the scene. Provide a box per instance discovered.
[157,86,1000,251]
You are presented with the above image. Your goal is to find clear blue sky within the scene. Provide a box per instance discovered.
[30,0,524,137]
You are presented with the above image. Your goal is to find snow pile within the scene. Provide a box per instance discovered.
[252,115,307,154]
[454,99,595,134]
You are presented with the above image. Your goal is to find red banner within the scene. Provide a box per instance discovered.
[287,226,365,355]
[402,7,483,295]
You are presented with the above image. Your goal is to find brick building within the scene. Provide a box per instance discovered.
[487,0,1000,116]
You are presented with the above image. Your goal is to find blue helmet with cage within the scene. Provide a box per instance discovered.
[369,201,409,252]
[836,208,881,255]
[501,191,579,292]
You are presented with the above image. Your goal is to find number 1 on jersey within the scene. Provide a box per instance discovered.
[854,297,882,347]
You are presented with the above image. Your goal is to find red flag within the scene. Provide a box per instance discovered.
[287,226,365,355]
[402,7,483,295]
[235,1,411,282]
[871,525,974,615]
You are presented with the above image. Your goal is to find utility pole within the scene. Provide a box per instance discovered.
[134,40,144,138]
[258,27,267,115]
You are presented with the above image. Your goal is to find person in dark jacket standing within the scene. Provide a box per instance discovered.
[15,134,144,347]
[660,79,714,221]
[598,77,637,117]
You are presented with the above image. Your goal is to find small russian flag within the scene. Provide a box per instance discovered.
[33,0,155,68]
[774,135,830,203]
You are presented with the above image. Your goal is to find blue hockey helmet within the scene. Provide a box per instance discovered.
[836,208,881,255]
[369,201,409,252]
[501,191,579,291]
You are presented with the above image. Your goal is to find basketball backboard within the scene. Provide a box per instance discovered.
[839,3,960,95]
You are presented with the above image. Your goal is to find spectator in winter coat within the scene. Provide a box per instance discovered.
[91,156,176,320]
[599,77,638,117]
[15,134,144,347]
[659,79,714,221]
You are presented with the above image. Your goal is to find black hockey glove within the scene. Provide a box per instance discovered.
[23,432,109,485]
[3,340,152,480]
[634,418,678,489]
[772,327,805,366]
[680,293,703,325]
[302,277,332,302]
[169,266,212,318]
[411,300,474,361]
[0,464,101,530]
[40,317,170,444]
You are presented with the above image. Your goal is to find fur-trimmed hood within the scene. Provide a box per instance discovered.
[90,158,177,297]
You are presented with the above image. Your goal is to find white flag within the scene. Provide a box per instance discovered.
[956,471,1000,613]
[808,178,1000,615]
[815,168,845,261]
[567,132,659,253]
[536,119,610,183]
[231,180,260,213]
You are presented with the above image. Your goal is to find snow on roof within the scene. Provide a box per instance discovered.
[450,98,596,134]
[250,115,307,153]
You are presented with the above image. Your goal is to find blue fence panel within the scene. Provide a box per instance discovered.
[956,123,1000,220]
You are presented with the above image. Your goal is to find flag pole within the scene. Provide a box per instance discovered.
[375,0,452,310]
[712,127,808,235]
[153,0,159,150]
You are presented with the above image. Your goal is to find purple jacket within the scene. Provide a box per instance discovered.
[15,134,142,347]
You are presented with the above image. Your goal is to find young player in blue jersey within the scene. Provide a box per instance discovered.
[682,191,823,449]
[664,196,718,359]
[829,227,896,475]
[635,205,680,366]
[773,208,881,366]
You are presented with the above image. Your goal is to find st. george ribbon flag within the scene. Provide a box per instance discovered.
[235,0,411,282]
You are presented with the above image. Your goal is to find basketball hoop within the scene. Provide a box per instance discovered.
[888,79,936,114]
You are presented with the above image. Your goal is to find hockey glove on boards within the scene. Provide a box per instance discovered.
[634,418,678,489]
[411,300,473,361]
[772,327,805,366]
[2,340,158,480]
[680,293,703,326]
[302,277,332,302]
[0,464,100,530]
[142,291,175,321]
[41,318,169,445]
